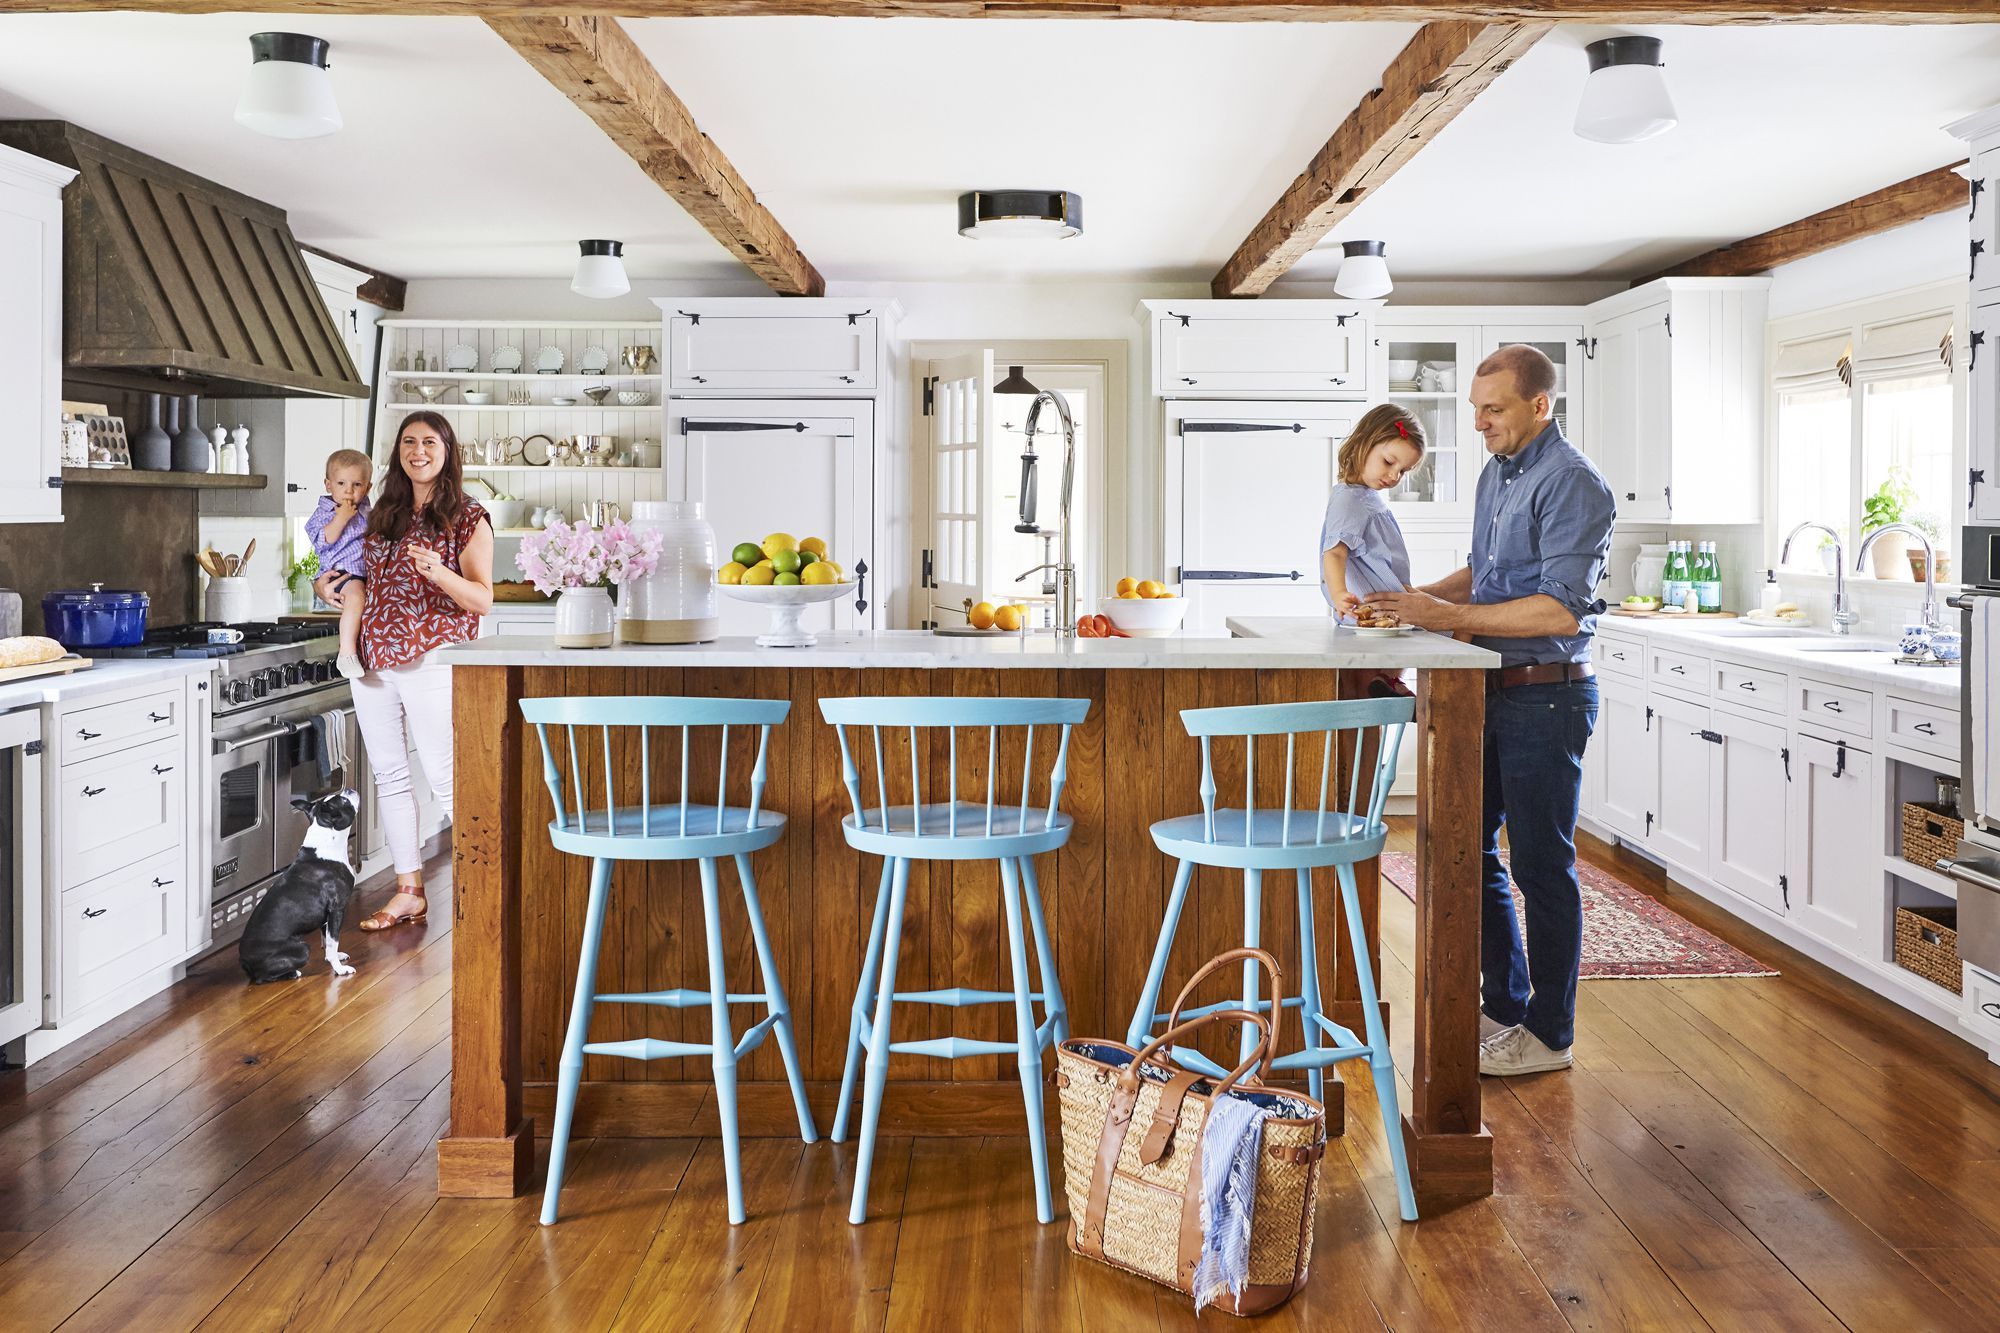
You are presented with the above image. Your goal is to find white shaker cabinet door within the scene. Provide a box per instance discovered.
[669,314,877,393]
[682,401,875,637]
[1706,710,1789,913]
[1787,733,1879,957]
[1594,677,1654,843]
[1973,301,2000,525]
[0,158,66,524]
[1585,305,1672,523]
[1649,691,1711,875]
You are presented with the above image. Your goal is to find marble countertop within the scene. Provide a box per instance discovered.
[1594,614,1963,701]
[441,622,1501,671]
[0,658,210,716]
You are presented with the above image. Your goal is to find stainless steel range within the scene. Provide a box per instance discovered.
[103,621,363,948]
[1945,526,2000,986]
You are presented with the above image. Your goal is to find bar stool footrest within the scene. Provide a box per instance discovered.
[734,1014,780,1061]
[890,987,1052,1007]
[1311,1012,1364,1048]
[1147,994,1303,1028]
[595,988,772,1008]
[1270,1045,1370,1071]
[582,1038,717,1061]
[888,1036,1025,1059]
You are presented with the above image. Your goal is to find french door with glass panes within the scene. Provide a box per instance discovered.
[926,350,991,621]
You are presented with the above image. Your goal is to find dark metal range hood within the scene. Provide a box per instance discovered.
[0,120,367,400]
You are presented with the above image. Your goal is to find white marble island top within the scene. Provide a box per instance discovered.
[441,622,1501,671]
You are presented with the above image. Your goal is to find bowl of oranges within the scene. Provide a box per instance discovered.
[716,532,853,646]
[1098,577,1186,637]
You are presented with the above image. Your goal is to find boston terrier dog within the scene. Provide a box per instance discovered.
[239,789,360,985]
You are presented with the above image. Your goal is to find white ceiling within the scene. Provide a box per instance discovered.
[0,15,1996,288]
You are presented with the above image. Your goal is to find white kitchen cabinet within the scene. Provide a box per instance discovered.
[56,848,186,1021]
[1650,690,1712,873]
[1969,143,1998,297]
[1788,732,1878,956]
[0,144,76,525]
[1583,278,1769,526]
[669,310,879,393]
[58,737,185,888]
[679,400,876,637]
[1973,299,1999,524]
[1167,400,1355,637]
[1594,676,1653,842]
[1142,300,1371,399]
[1706,709,1789,912]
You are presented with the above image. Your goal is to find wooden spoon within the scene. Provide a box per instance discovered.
[238,538,256,572]
[194,549,219,578]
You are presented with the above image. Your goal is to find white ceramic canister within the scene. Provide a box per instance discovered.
[554,586,616,649]
[1630,543,1669,598]
[619,500,719,644]
[205,575,253,624]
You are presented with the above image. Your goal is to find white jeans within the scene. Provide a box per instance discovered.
[351,652,454,875]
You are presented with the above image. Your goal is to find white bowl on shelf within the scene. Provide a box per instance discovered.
[485,498,527,529]
[718,581,855,646]
[1097,595,1188,637]
[616,390,652,407]
[462,390,492,405]
[1387,358,1420,381]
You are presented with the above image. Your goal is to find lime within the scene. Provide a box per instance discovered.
[774,571,802,587]
[771,549,803,575]
[743,564,776,586]
[797,550,819,568]
[731,542,763,567]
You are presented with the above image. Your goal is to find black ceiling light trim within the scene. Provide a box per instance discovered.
[1584,35,1664,73]
[248,32,332,70]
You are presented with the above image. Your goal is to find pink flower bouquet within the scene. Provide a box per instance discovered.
[516,520,663,595]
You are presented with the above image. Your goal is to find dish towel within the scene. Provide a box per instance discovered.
[311,709,350,785]
[1193,1095,1276,1313]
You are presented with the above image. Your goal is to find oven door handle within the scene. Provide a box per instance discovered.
[214,721,301,755]
[1939,856,2000,894]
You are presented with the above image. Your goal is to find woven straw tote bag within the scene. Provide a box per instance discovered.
[1054,949,1327,1316]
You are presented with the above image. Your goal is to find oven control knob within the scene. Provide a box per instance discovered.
[225,679,249,705]
[264,667,286,692]
[315,660,335,683]
[283,662,303,686]
[249,674,267,699]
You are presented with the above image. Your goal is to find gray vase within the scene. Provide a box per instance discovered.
[172,393,209,472]
[131,393,171,470]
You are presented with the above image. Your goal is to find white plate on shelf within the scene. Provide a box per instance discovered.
[1350,623,1420,637]
[578,345,610,374]
[490,345,523,373]
[536,346,565,374]
[444,343,478,373]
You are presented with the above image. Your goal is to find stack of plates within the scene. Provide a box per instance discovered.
[1389,380,1422,393]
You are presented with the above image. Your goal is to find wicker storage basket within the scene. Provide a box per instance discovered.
[1901,801,1964,873]
[1893,904,1962,994]
[1055,949,1325,1317]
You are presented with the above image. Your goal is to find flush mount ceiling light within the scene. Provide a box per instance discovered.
[234,33,342,140]
[1332,240,1392,300]
[1575,36,1678,145]
[957,190,1083,240]
[571,240,630,299]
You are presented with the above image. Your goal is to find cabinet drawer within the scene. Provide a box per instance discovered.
[59,736,185,887]
[1794,676,1874,739]
[1712,659,1786,715]
[1885,694,1959,760]
[1156,312,1368,397]
[1647,644,1710,695]
[59,848,183,1019]
[1593,632,1643,679]
[62,687,183,764]
[1966,964,2000,1047]
[669,314,877,391]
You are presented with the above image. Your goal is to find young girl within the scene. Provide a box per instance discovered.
[1320,404,1428,621]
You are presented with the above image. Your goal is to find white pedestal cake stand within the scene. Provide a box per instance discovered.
[718,582,855,647]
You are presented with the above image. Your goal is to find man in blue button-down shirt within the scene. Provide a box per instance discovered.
[1364,345,1615,1078]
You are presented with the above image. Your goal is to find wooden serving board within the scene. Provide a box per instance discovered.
[493,581,552,604]
[0,654,92,685]
[1607,608,1738,620]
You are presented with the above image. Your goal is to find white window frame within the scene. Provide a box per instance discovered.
[1764,280,1968,584]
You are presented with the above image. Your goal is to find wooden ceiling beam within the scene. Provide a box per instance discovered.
[298,244,408,310]
[486,13,823,296]
[2,1,1996,20]
[1212,21,1548,298]
[1637,163,1970,285]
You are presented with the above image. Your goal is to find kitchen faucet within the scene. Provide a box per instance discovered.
[1856,522,1942,631]
[1780,521,1857,634]
[1001,368,1079,638]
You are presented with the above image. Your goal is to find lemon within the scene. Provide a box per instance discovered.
[771,549,804,575]
[821,561,843,582]
[1115,577,1138,598]
[994,604,1023,632]
[800,536,829,558]
[752,558,773,571]
[1137,580,1165,599]
[742,564,776,586]
[762,533,798,559]
[774,571,801,587]
[968,601,996,631]
[718,561,747,585]
[801,562,836,586]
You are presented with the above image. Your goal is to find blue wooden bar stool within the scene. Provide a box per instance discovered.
[1124,696,1419,1221]
[820,695,1089,1225]
[522,695,817,1227]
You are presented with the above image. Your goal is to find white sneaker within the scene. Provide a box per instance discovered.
[1479,1024,1572,1077]
[1480,1013,1513,1042]
[337,652,365,680]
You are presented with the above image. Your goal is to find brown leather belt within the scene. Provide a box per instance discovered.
[1489,661,1595,693]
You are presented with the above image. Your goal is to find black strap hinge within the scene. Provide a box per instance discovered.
[1970,329,1985,372]
[922,376,935,416]
[1834,739,1848,779]
[1779,875,1789,910]
[847,309,870,325]
[1664,313,1673,337]
[47,475,61,489]
[1645,705,1654,732]
[677,310,699,324]
[1972,468,1988,511]
[1972,177,1985,221]
[1335,313,1351,327]
[921,548,935,589]
[1167,310,1192,327]
[1781,746,1791,781]
[1578,336,1597,361]
[1973,240,1986,283]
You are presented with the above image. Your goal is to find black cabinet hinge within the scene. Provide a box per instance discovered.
[286,482,302,493]
[1664,313,1673,338]
[1972,177,1985,221]
[1645,705,1654,732]
[1971,329,1985,372]
[921,548,935,590]
[921,376,935,416]
[23,740,41,756]
[1779,875,1790,910]
[676,310,700,324]
[1645,811,1654,834]
[1834,739,1848,779]
[1167,310,1192,327]
[1335,312,1351,327]
[1781,746,1791,781]
[847,309,871,325]
[47,475,61,489]
[1973,468,1988,512]
[1578,336,1597,361]
[1972,240,1986,283]
[1664,485,1673,511]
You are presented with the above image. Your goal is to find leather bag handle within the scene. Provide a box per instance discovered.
[1124,1006,1272,1104]
[1163,947,1285,1082]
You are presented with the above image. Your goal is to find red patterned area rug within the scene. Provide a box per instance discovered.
[1380,852,1776,980]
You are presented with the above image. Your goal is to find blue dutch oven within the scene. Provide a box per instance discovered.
[42,584,149,650]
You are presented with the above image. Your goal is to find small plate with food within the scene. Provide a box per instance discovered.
[1349,608,1419,637]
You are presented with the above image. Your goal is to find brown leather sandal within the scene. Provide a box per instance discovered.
[359,902,429,932]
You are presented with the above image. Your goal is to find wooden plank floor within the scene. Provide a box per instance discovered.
[4,825,2000,1331]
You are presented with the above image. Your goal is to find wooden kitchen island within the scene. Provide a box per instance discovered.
[436,623,1500,1213]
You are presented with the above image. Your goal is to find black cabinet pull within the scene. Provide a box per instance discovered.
[148,711,169,723]
[1692,729,1722,745]
[83,907,106,919]
[1737,680,1757,692]
[1669,665,1687,675]
[1180,422,1305,435]
[77,728,100,740]
[82,785,105,797]
[153,764,174,774]
[1822,700,1844,713]
[152,877,173,888]
[1914,721,1936,735]
[853,560,868,616]
[1984,1002,2000,1020]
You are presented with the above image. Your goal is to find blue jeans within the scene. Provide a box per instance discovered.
[1480,678,1598,1051]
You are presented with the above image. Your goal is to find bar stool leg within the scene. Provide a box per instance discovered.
[1294,867,1326,1106]
[1126,857,1194,1047]
[735,853,818,1144]
[850,856,910,1225]
[541,855,613,1226]
[833,858,895,1143]
[1240,867,1263,1063]
[1016,856,1067,1044]
[1001,857,1055,1224]
[1337,862,1417,1222]
[698,856,746,1225]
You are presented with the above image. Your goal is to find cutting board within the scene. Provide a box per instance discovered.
[0,654,91,685]
[1607,608,1738,621]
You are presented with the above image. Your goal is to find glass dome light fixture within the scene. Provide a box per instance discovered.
[234,33,342,140]
[571,239,630,299]
[957,190,1083,240]
[1332,240,1392,299]
[1575,35,1678,145]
